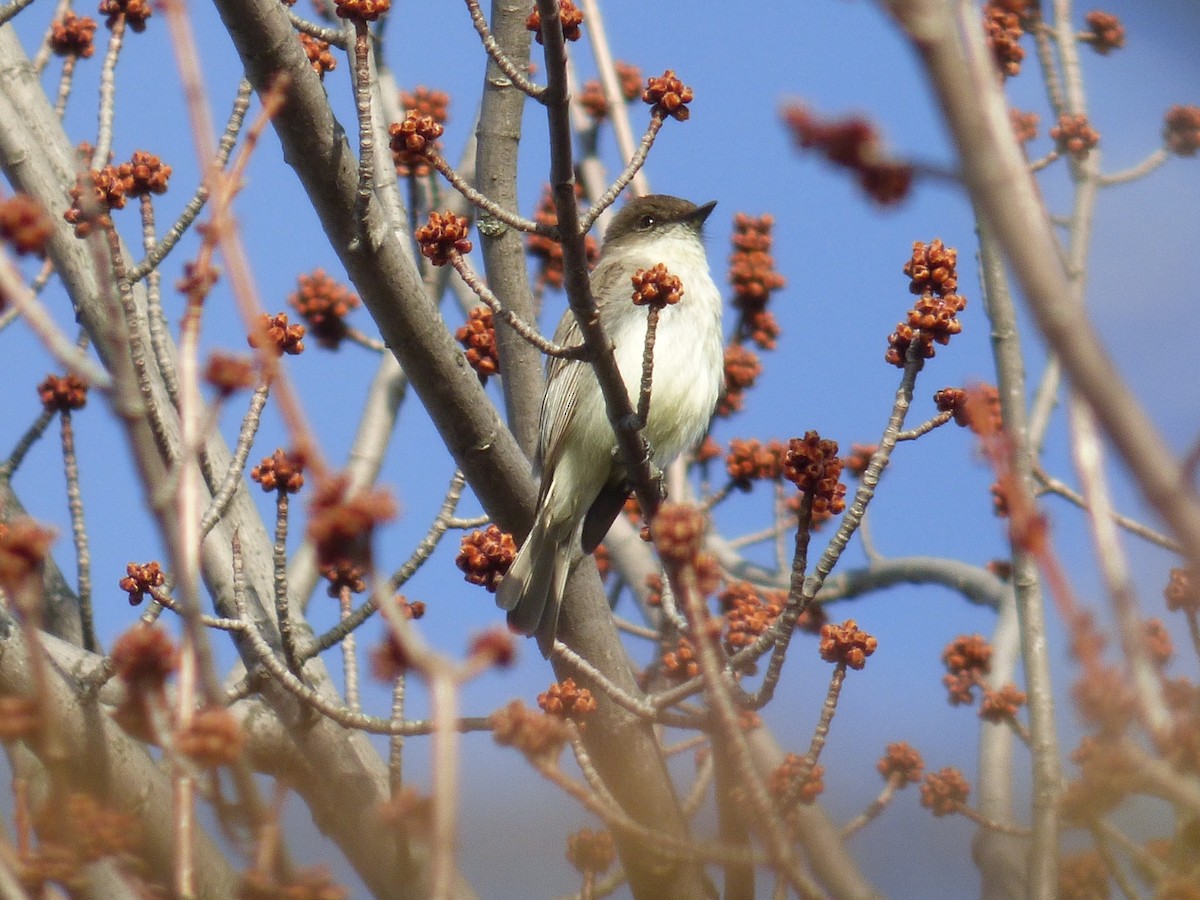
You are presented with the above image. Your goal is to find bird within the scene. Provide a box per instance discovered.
[497,194,724,651]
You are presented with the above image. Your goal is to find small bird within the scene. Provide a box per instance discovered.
[498,194,724,649]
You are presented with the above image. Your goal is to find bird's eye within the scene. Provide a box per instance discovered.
[638,214,656,229]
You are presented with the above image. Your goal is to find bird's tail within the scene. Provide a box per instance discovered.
[497,507,573,654]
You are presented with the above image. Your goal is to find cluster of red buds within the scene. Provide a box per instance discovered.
[537,677,598,726]
[98,0,152,32]
[118,560,165,606]
[818,619,877,670]
[642,70,693,122]
[334,0,390,21]
[1164,105,1200,157]
[307,475,397,569]
[490,699,569,760]
[934,384,1002,433]
[1010,109,1039,145]
[729,213,785,350]
[783,431,847,519]
[525,0,584,44]
[0,518,56,601]
[415,211,472,266]
[578,61,642,120]
[565,828,615,875]
[769,752,825,806]
[249,312,306,356]
[887,240,967,367]
[0,194,53,257]
[724,438,785,489]
[782,105,913,205]
[37,374,88,412]
[289,269,361,349]
[983,2,1025,77]
[717,344,762,417]
[204,352,256,395]
[456,525,516,592]
[250,448,306,494]
[1050,113,1100,160]
[877,741,924,785]
[630,263,683,308]
[64,167,127,237]
[920,767,970,817]
[388,111,444,177]
[49,13,97,57]
[1082,11,1125,55]
[300,32,337,79]
[455,306,500,382]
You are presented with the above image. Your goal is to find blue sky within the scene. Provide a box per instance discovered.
[3,1,1199,896]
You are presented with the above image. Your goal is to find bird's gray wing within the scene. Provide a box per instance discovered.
[537,257,625,482]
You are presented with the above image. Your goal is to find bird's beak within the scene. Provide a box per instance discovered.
[688,200,718,228]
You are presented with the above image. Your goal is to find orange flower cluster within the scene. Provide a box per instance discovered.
[37,373,88,412]
[49,13,97,57]
[0,194,53,257]
[721,581,783,654]
[642,70,693,122]
[781,105,912,205]
[887,240,967,367]
[661,635,699,681]
[111,625,177,688]
[19,793,138,893]
[1083,11,1125,55]
[526,0,584,44]
[300,32,337,79]
[414,211,471,266]
[1010,108,1039,145]
[0,518,56,600]
[876,741,924,784]
[307,476,397,569]
[818,619,877,670]
[455,306,500,382]
[1060,736,1138,824]
[490,700,569,759]
[920,767,970,817]
[176,707,244,768]
[468,628,516,668]
[320,560,366,596]
[979,683,1027,722]
[1165,567,1200,613]
[941,633,992,705]
[728,213,785,350]
[1164,105,1200,157]
[783,431,846,518]
[204,352,255,395]
[935,384,1001,432]
[1072,665,1136,736]
[64,167,127,236]
[724,438,785,488]
[98,0,151,32]
[118,560,165,606]
[456,524,516,592]
[578,63,640,120]
[651,503,706,564]
[769,752,824,805]
[565,828,615,875]
[121,150,171,197]
[1050,113,1100,160]
[718,344,762,417]
[334,0,390,21]
[289,269,360,349]
[983,2,1025,77]
[537,677,598,725]
[389,111,444,177]
[630,263,684,308]
[841,443,876,478]
[249,312,306,356]
[251,448,306,494]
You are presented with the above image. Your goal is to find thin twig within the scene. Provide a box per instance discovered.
[578,115,664,235]
[1098,147,1168,186]
[59,411,96,652]
[92,16,125,169]
[463,0,545,100]
[1035,468,1181,552]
